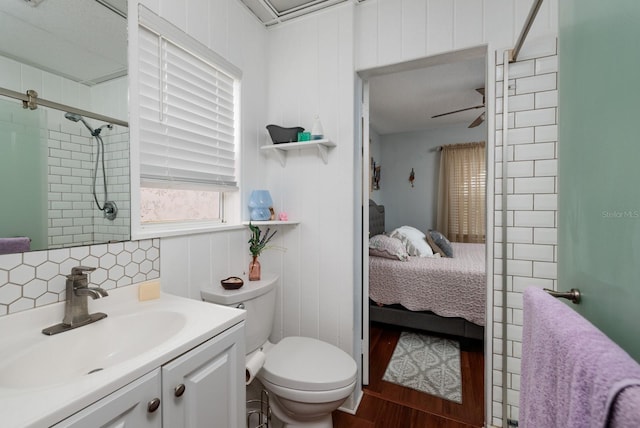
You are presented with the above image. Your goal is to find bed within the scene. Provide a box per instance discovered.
[368,199,485,342]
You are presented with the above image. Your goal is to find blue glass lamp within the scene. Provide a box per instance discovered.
[248,190,273,221]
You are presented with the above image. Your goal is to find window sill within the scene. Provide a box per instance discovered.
[132,221,245,240]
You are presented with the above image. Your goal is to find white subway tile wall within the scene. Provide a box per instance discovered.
[0,239,159,316]
[93,130,130,243]
[494,39,558,423]
[48,126,130,248]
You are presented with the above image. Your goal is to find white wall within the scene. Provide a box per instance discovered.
[264,3,355,345]
[90,76,129,122]
[376,124,485,232]
[261,3,359,408]
[355,0,558,70]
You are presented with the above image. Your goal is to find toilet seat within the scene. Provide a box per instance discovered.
[259,336,357,392]
[259,378,356,404]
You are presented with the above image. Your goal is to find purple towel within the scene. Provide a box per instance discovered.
[609,385,640,427]
[0,237,30,255]
[520,287,640,428]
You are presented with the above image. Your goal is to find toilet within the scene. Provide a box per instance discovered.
[201,273,357,428]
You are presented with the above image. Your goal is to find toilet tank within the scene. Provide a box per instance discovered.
[201,273,277,354]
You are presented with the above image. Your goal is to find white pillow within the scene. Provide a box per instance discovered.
[398,225,424,236]
[389,226,434,257]
[369,235,409,261]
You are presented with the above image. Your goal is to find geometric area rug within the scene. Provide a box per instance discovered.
[382,331,462,403]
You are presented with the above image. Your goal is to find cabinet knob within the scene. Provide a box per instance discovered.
[174,383,186,397]
[147,398,161,413]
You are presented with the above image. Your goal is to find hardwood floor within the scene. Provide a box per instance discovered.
[333,323,484,428]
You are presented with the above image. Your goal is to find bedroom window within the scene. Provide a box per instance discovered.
[437,142,486,243]
[136,7,241,231]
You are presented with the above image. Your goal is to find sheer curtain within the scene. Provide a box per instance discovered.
[436,142,486,243]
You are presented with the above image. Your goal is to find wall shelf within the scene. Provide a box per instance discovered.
[242,221,300,226]
[260,139,335,166]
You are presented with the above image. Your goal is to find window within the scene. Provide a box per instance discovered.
[140,188,222,223]
[136,7,241,231]
[437,142,486,243]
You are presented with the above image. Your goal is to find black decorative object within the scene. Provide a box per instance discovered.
[221,276,244,290]
[266,124,304,144]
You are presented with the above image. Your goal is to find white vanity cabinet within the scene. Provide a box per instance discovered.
[162,322,245,427]
[53,369,162,428]
[52,322,245,428]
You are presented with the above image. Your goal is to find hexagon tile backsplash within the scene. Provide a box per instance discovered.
[0,239,160,316]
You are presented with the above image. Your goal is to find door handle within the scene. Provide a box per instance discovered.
[543,288,581,304]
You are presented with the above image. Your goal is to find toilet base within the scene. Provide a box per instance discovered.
[273,414,332,428]
[269,393,335,428]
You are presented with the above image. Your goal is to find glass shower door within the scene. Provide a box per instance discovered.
[0,98,47,251]
[558,0,640,359]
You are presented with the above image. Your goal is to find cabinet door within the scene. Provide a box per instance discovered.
[53,369,162,428]
[162,322,245,428]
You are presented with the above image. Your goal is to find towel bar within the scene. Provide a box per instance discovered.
[543,288,581,304]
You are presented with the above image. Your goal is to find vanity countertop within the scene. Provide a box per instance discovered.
[0,284,245,428]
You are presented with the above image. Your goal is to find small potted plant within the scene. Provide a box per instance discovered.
[248,222,277,281]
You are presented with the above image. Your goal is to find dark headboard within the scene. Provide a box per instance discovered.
[369,199,385,236]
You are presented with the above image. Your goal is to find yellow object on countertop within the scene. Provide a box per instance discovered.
[138,280,161,301]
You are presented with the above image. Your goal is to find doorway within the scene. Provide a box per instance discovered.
[356,45,495,426]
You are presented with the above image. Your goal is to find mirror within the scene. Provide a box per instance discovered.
[0,0,129,255]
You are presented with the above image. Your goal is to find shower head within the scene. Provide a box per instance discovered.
[64,112,95,135]
[64,112,81,122]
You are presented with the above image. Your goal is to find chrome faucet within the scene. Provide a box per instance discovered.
[42,266,108,335]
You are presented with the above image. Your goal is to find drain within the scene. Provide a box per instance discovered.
[87,368,104,375]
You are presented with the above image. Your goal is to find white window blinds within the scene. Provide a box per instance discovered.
[138,8,240,190]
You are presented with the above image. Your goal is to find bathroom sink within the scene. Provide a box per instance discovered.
[0,285,246,428]
[0,310,186,389]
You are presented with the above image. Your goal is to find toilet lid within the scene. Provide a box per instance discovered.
[260,337,357,391]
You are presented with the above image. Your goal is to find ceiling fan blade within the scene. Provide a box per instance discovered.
[468,112,485,128]
[432,104,484,119]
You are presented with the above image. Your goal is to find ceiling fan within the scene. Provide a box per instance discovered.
[431,88,485,128]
